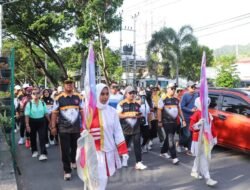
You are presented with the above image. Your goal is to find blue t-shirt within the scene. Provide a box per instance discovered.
[180,92,198,122]
[109,93,123,109]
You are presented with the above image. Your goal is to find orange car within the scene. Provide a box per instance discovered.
[208,88,250,153]
[179,88,250,153]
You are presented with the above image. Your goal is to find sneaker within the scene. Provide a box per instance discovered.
[18,138,24,145]
[71,163,77,169]
[135,162,147,170]
[160,153,171,159]
[147,144,152,150]
[172,158,179,165]
[122,155,128,167]
[32,151,38,158]
[186,150,193,156]
[64,173,71,181]
[49,140,55,145]
[206,178,218,186]
[25,139,31,149]
[39,154,48,161]
[148,140,153,146]
[190,171,203,179]
[45,143,50,148]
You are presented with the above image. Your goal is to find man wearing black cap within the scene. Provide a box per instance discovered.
[51,77,84,180]
[180,81,198,155]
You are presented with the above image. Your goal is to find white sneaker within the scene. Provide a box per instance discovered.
[45,143,50,148]
[190,171,203,179]
[64,173,71,181]
[122,155,128,167]
[39,154,48,161]
[135,162,147,170]
[148,140,153,146]
[172,158,179,165]
[160,153,171,159]
[49,140,55,145]
[32,151,38,158]
[18,138,24,145]
[206,178,218,186]
[71,163,77,169]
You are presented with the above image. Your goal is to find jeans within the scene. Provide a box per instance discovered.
[179,122,192,150]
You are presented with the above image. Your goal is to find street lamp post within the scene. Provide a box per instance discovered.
[0,0,19,56]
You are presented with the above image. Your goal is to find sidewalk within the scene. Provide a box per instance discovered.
[0,130,17,190]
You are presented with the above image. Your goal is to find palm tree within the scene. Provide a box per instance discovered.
[147,25,197,85]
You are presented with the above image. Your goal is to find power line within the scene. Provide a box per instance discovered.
[197,21,250,38]
[194,12,250,32]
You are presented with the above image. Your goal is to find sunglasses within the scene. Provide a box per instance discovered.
[191,85,196,89]
[111,85,118,89]
[128,91,136,95]
[100,92,109,96]
[170,87,176,91]
[32,92,40,95]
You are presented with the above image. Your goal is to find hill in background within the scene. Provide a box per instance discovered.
[213,44,250,58]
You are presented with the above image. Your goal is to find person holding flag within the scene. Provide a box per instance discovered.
[189,52,218,187]
[76,44,128,190]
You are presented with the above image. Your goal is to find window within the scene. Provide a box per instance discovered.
[222,96,250,116]
[209,94,219,109]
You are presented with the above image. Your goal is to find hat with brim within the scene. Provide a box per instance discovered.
[167,83,177,89]
[64,77,74,84]
[124,86,136,94]
[187,81,196,87]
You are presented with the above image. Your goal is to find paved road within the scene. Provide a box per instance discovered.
[15,139,250,190]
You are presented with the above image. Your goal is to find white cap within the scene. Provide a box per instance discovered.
[14,85,21,90]
[167,83,177,88]
[57,86,63,92]
[22,83,30,89]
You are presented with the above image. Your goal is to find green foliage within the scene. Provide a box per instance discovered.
[214,44,250,58]
[0,111,11,127]
[181,42,214,81]
[215,56,240,88]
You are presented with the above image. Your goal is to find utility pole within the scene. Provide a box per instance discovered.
[119,11,123,66]
[0,0,19,56]
[132,12,139,87]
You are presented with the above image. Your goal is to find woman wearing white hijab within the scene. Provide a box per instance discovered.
[90,83,128,190]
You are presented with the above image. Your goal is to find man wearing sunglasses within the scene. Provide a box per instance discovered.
[180,81,199,156]
[117,86,147,170]
[157,83,185,164]
[109,82,123,109]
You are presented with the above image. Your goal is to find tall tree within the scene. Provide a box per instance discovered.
[72,0,123,85]
[181,42,214,81]
[4,0,75,85]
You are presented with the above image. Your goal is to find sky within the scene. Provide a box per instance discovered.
[106,0,250,58]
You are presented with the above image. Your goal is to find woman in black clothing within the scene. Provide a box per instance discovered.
[42,89,55,146]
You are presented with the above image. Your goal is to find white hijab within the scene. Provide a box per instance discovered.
[96,83,110,110]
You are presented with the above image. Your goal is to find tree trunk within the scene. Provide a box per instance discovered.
[96,17,111,86]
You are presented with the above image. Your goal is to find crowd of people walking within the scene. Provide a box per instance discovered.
[14,79,218,188]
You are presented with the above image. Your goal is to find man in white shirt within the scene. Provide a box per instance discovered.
[108,82,123,109]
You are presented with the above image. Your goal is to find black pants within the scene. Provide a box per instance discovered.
[149,120,158,140]
[125,133,141,163]
[161,123,177,159]
[59,132,80,173]
[30,118,47,155]
[20,116,30,138]
[141,125,150,146]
